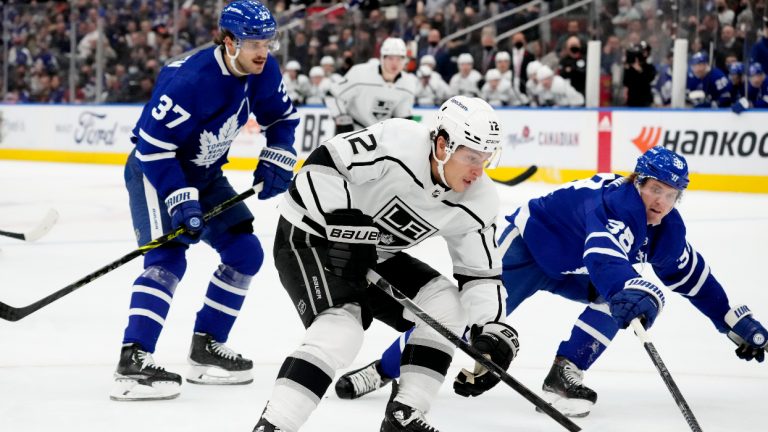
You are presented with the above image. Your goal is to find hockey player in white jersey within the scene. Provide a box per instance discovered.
[282,60,311,105]
[253,96,514,432]
[304,66,331,105]
[449,53,482,98]
[415,65,451,106]
[324,37,417,134]
[532,65,585,107]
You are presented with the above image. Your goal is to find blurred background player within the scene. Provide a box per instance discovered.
[531,65,585,107]
[282,60,310,105]
[686,51,733,108]
[304,66,331,105]
[253,96,510,432]
[324,37,416,134]
[335,146,767,420]
[111,0,299,401]
[733,62,768,113]
[449,53,482,98]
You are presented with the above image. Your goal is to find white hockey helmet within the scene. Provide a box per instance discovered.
[320,55,335,66]
[495,51,511,62]
[457,53,474,65]
[433,95,502,158]
[420,54,436,67]
[285,60,301,71]
[526,60,542,79]
[309,66,324,78]
[485,68,502,81]
[380,37,407,59]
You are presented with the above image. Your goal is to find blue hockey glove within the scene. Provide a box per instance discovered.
[165,187,204,245]
[609,278,665,329]
[732,97,749,114]
[725,305,767,362]
[253,146,297,200]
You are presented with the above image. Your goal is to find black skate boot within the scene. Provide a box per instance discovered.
[110,343,182,401]
[187,332,253,385]
[538,356,598,417]
[380,381,440,432]
[335,360,392,399]
[253,416,284,432]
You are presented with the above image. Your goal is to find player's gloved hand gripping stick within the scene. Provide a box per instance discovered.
[367,269,582,432]
[0,184,264,322]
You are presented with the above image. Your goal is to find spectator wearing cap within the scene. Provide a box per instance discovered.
[282,60,311,105]
[686,51,733,108]
[728,62,746,100]
[449,53,482,97]
[415,65,450,107]
[510,32,536,94]
[320,56,343,83]
[531,65,585,107]
[305,66,331,105]
[559,36,587,97]
[750,17,768,74]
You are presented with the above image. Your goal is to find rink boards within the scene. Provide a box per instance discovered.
[0,104,767,193]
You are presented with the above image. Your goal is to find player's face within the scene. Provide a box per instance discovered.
[750,73,765,88]
[638,178,680,225]
[692,63,707,78]
[227,37,272,75]
[381,55,405,76]
[443,144,492,192]
[496,59,510,71]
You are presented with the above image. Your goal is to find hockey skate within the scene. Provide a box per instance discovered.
[335,360,392,399]
[537,356,598,417]
[253,417,284,432]
[110,343,182,401]
[186,332,253,385]
[380,381,440,432]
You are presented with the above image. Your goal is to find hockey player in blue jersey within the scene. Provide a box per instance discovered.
[336,146,767,418]
[111,0,299,401]
[733,62,768,113]
[686,51,733,108]
[728,61,746,100]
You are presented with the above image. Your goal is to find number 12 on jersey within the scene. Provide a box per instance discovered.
[344,129,378,154]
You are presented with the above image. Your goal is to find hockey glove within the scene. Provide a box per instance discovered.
[454,321,520,398]
[334,114,355,134]
[732,97,750,114]
[253,146,297,200]
[166,187,204,245]
[725,305,767,362]
[609,278,665,330]
[324,208,379,284]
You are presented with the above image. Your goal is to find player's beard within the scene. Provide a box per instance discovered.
[240,54,267,75]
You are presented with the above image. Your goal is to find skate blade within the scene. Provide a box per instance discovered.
[110,378,180,401]
[535,390,594,418]
[186,365,253,385]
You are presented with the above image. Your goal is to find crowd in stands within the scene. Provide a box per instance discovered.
[3,0,768,109]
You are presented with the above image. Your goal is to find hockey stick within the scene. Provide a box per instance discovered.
[0,185,262,322]
[630,319,703,432]
[367,270,581,432]
[490,165,538,186]
[0,209,59,242]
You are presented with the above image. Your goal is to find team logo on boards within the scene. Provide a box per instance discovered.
[373,197,438,249]
[630,126,768,158]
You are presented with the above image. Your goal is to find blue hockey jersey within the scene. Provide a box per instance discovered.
[686,66,733,108]
[508,174,731,332]
[746,80,768,108]
[131,46,299,199]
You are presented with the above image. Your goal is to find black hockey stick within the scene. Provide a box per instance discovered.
[490,165,538,186]
[630,319,703,432]
[0,185,262,322]
[0,209,59,242]
[367,270,581,432]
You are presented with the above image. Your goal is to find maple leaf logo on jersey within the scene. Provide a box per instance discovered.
[192,112,241,168]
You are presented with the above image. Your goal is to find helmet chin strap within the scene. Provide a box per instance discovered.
[431,140,453,188]
[225,42,248,76]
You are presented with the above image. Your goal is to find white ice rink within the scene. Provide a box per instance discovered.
[1,161,767,432]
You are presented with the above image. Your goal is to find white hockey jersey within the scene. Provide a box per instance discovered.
[532,75,585,107]
[416,74,451,106]
[449,70,482,98]
[279,118,502,289]
[304,78,332,105]
[283,72,311,105]
[325,62,418,128]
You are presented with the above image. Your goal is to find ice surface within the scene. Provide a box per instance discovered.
[1,161,767,432]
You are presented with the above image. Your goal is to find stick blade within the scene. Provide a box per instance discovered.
[491,165,538,186]
[23,209,59,242]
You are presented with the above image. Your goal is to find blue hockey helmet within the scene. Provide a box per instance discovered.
[634,146,690,190]
[219,0,277,41]
[690,51,709,65]
[749,62,764,77]
[728,62,744,76]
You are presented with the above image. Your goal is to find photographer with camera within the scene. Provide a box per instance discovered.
[623,41,657,107]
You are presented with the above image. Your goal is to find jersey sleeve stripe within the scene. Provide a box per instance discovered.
[135,150,176,162]
[585,232,627,258]
[138,128,178,151]
[583,247,629,260]
[682,263,711,297]
[667,243,698,290]
[260,105,300,129]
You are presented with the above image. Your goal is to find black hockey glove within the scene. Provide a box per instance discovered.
[334,115,355,134]
[324,209,379,283]
[725,305,767,362]
[454,321,520,398]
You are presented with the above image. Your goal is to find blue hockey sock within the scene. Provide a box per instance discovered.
[379,327,415,379]
[123,266,179,353]
[193,264,252,342]
[556,304,619,371]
